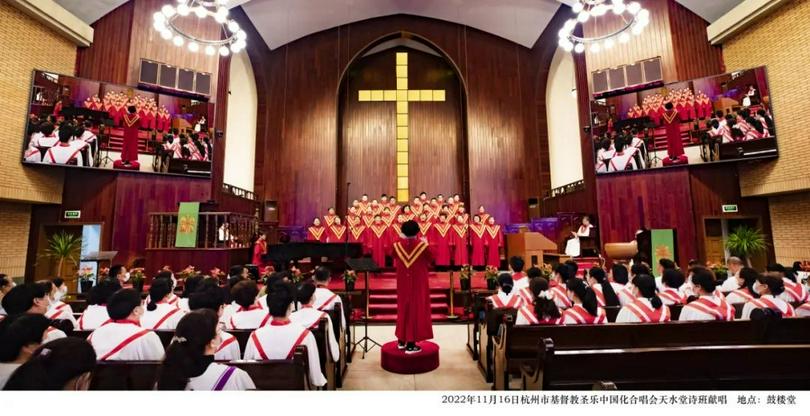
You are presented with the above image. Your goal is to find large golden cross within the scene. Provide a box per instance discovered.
[358,52,446,202]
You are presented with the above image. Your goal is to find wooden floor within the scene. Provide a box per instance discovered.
[342,324,489,390]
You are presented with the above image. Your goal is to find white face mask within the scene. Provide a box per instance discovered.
[123,272,131,282]
[752,283,762,295]
[53,288,66,302]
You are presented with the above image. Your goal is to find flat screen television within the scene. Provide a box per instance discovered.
[22,70,215,177]
[590,66,778,175]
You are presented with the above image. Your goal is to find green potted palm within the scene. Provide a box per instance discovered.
[42,231,82,280]
[725,226,768,267]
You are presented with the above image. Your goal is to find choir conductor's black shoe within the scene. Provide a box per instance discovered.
[397,341,406,350]
[405,343,422,354]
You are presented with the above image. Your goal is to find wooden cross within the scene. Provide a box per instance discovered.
[358,52,446,202]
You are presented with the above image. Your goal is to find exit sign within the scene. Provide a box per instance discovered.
[722,204,739,213]
[64,210,81,219]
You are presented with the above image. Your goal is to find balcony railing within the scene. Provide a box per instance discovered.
[147,211,257,249]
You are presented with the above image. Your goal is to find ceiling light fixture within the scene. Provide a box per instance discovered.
[153,0,247,55]
[557,0,649,54]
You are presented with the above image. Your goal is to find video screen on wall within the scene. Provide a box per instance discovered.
[590,66,778,174]
[21,70,215,177]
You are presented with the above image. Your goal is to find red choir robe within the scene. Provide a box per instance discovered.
[120,112,140,163]
[469,224,487,267]
[306,225,327,242]
[138,109,149,129]
[393,237,434,342]
[431,222,453,267]
[451,224,469,266]
[326,224,347,243]
[485,224,504,267]
[361,214,374,227]
[388,204,401,217]
[323,214,338,227]
[349,225,368,253]
[252,239,267,266]
[418,222,433,244]
[112,106,123,126]
[368,223,390,267]
[662,109,685,159]
[346,214,361,228]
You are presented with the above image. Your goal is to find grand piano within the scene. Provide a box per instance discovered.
[263,242,364,270]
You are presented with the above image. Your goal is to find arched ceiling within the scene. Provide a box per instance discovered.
[55,0,742,50]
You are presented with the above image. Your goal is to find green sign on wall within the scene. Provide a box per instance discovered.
[175,202,200,248]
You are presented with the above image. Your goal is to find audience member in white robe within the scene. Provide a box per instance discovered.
[291,283,339,362]
[140,278,184,330]
[594,139,614,173]
[658,269,686,306]
[156,309,255,391]
[515,278,563,326]
[549,264,573,310]
[227,280,268,329]
[740,273,796,320]
[678,268,735,321]
[1,283,66,343]
[312,267,346,330]
[560,278,607,325]
[243,282,327,388]
[618,264,651,306]
[608,264,629,304]
[88,289,164,361]
[76,279,121,330]
[616,275,671,323]
[41,127,86,166]
[0,314,51,389]
[679,260,702,299]
[144,270,180,307]
[0,275,15,316]
[607,137,638,172]
[509,256,530,292]
[766,263,810,304]
[654,258,677,289]
[587,267,622,308]
[487,274,525,310]
[718,257,745,293]
[797,302,810,318]
[187,280,242,361]
[24,122,58,162]
[42,278,77,330]
[177,275,203,312]
[724,267,759,305]
[3,337,96,391]
[258,272,290,310]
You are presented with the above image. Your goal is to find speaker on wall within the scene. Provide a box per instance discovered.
[528,197,541,219]
[264,201,278,223]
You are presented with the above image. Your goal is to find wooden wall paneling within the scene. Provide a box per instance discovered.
[75,1,134,84]
[667,0,725,81]
[211,53,230,199]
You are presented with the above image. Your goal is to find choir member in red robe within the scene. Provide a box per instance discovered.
[327,217,347,243]
[120,106,140,165]
[469,215,487,267]
[388,198,400,216]
[477,205,490,224]
[252,232,267,267]
[349,221,368,253]
[485,216,503,268]
[452,216,469,266]
[662,102,687,165]
[417,213,432,242]
[399,205,415,223]
[361,207,374,227]
[359,194,370,212]
[419,192,428,204]
[393,220,434,353]
[431,214,453,267]
[306,218,327,242]
[323,207,337,227]
[346,207,361,228]
[368,215,389,268]
[411,198,424,217]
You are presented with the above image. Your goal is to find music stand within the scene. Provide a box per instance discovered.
[346,257,381,359]
[80,251,118,292]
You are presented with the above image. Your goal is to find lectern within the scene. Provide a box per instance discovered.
[506,231,558,266]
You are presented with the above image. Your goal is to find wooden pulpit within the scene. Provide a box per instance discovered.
[506,231,558,267]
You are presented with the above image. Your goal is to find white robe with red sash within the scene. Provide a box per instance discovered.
[46,301,77,329]
[678,296,735,321]
[216,331,242,361]
[140,303,184,330]
[87,321,165,360]
[512,272,529,291]
[796,303,810,318]
[290,306,340,361]
[550,284,572,310]
[43,326,66,343]
[243,320,326,387]
[76,304,110,330]
[42,142,86,165]
[740,294,795,320]
[616,298,671,323]
[725,288,755,305]
[313,287,345,330]
[658,287,686,306]
[779,278,809,303]
[560,304,607,325]
[228,305,270,330]
[487,290,524,309]
[186,362,255,391]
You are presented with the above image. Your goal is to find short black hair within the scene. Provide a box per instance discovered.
[87,279,122,306]
[509,256,525,273]
[1,283,47,315]
[611,264,629,285]
[313,267,331,284]
[188,285,225,311]
[401,220,419,237]
[229,265,246,277]
[52,278,65,289]
[155,270,173,281]
[0,313,51,361]
[554,264,572,281]
[297,282,317,304]
[526,267,542,279]
[662,268,685,289]
[658,258,676,270]
[231,280,258,309]
[147,278,173,311]
[3,337,96,390]
[691,268,717,293]
[109,264,125,280]
[631,263,650,277]
[268,282,295,317]
[106,289,142,320]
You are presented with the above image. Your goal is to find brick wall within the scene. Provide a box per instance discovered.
[0,202,32,277]
[722,0,810,263]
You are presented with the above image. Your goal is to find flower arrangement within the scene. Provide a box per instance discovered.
[459,265,472,280]
[177,265,196,280]
[130,267,146,291]
[484,265,499,282]
[343,270,357,284]
[290,266,305,283]
[78,266,95,282]
[98,267,110,280]
[537,263,554,280]
[706,261,728,276]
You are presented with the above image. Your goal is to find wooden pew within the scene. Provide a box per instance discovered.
[325,302,348,388]
[495,317,810,390]
[520,340,810,390]
[466,290,495,361]
[89,346,310,390]
[477,303,516,382]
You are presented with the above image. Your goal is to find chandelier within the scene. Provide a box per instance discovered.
[152,0,247,57]
[558,0,650,53]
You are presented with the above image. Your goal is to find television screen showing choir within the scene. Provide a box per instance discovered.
[22,70,213,176]
[591,66,778,175]
[305,192,504,269]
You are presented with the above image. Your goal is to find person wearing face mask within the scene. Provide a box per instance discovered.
[109,264,132,289]
[1,283,66,343]
[243,282,326,387]
[678,268,735,321]
[725,267,760,304]
[3,337,96,391]
[76,279,121,330]
[290,283,339,363]
[40,279,77,329]
[141,278,184,330]
[0,314,52,389]
[145,270,180,307]
[740,273,796,320]
[188,283,242,361]
[87,289,164,360]
[615,275,671,323]
[560,278,607,325]
[0,274,17,316]
[156,309,255,390]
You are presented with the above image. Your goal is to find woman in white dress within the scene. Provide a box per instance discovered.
[156,309,255,391]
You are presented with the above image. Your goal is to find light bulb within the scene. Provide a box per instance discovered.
[564,19,577,31]
[558,28,569,38]
[592,5,608,16]
[227,20,240,33]
[217,0,229,4]
[563,42,574,52]
[177,4,190,16]
[161,5,176,17]
[612,0,624,4]
[173,35,184,47]
[205,45,216,56]
[590,42,601,53]
[160,29,173,40]
[215,8,228,23]
[574,43,585,53]
[153,11,166,23]
[236,30,247,40]
[153,20,166,32]
[627,2,641,14]
[219,46,230,56]
[572,2,584,13]
[604,38,615,49]
[637,9,650,22]
[234,39,246,50]
[230,43,240,53]
[188,42,199,52]
[558,38,569,48]
[194,6,207,18]
[577,11,590,23]
[619,32,631,43]
[632,24,644,35]
[613,3,626,14]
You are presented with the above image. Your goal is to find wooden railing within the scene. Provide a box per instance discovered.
[222,183,256,201]
[543,180,585,200]
[147,211,257,249]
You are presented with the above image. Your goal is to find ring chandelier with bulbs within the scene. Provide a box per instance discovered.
[558,0,650,54]
[152,0,247,57]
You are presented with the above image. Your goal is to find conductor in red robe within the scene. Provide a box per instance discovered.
[662,102,688,165]
[393,220,434,353]
[120,105,140,165]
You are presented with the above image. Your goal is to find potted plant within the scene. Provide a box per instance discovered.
[706,261,729,283]
[484,265,499,290]
[459,265,472,291]
[98,267,110,282]
[209,267,227,285]
[130,267,146,292]
[343,270,357,292]
[290,266,305,284]
[538,263,554,280]
[725,226,768,267]
[78,266,94,294]
[41,230,82,279]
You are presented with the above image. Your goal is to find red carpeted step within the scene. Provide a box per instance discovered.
[369,303,448,312]
[369,293,447,301]
[367,313,449,322]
